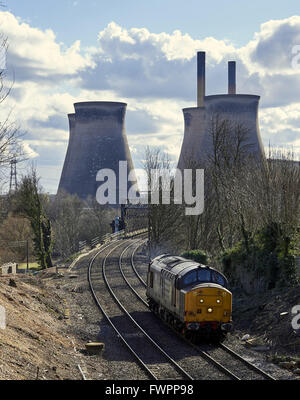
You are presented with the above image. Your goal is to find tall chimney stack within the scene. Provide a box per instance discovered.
[228,61,236,94]
[177,53,266,171]
[197,51,205,107]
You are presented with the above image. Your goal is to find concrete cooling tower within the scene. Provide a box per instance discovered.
[58,101,137,202]
[177,52,265,169]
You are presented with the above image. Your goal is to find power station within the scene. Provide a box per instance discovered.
[58,52,265,202]
[58,101,137,202]
[177,52,265,169]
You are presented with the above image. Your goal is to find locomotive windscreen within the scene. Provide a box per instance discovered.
[181,268,227,288]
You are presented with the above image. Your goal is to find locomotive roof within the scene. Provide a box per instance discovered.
[151,254,210,275]
[150,254,228,288]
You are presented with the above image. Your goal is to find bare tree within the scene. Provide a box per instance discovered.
[0,214,34,264]
[79,196,115,242]
[0,18,25,191]
[12,167,53,269]
[48,192,115,259]
[141,120,299,291]
[47,190,83,258]
[143,146,184,257]
[178,114,259,255]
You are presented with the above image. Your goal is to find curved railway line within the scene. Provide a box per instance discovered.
[88,235,276,381]
[88,237,193,380]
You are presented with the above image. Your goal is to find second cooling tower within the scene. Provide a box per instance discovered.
[58,101,136,201]
[177,52,265,169]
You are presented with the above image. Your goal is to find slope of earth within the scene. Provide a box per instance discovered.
[133,247,299,379]
[0,250,148,381]
[1,244,299,380]
[230,285,300,375]
[0,274,84,380]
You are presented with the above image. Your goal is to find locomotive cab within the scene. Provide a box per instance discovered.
[177,266,232,336]
[147,255,233,342]
[183,284,232,330]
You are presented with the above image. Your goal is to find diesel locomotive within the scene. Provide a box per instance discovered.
[146,254,233,342]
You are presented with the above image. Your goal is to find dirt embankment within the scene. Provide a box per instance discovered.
[0,273,84,380]
[0,256,147,381]
[232,285,300,372]
[0,253,299,380]
[233,286,300,348]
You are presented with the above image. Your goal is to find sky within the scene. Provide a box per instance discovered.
[1,1,300,193]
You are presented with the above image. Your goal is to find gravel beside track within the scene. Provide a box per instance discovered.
[126,241,297,380]
[89,239,193,380]
[100,240,233,380]
[50,237,297,380]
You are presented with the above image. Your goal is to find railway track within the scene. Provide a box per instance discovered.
[124,240,276,380]
[88,236,194,380]
[196,342,275,381]
[87,236,276,380]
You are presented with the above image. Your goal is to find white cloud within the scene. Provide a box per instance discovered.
[21,142,39,159]
[97,22,235,62]
[0,11,93,81]
[0,12,299,192]
[260,103,300,152]
[241,16,300,74]
[236,16,300,108]
[79,22,236,100]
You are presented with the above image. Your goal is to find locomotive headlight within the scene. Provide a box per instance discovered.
[216,299,221,304]
[207,308,213,313]
[200,299,204,303]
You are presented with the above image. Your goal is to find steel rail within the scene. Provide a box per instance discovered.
[88,238,157,380]
[128,242,276,381]
[130,239,148,287]
[103,240,194,380]
[119,240,149,307]
[121,241,239,380]
[218,343,276,380]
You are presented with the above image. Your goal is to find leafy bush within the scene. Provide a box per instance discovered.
[221,222,299,292]
[181,249,208,265]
